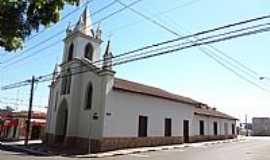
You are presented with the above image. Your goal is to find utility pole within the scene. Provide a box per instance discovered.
[1,75,40,145]
[245,114,248,136]
[24,76,36,146]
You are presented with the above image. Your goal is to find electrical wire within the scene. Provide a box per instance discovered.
[27,0,95,41]
[116,1,270,92]
[0,0,95,63]
[3,23,270,91]
[0,0,126,66]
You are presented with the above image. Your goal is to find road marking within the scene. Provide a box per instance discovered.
[129,153,150,158]
[162,149,185,152]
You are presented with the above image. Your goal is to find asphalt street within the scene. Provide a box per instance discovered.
[0,137,270,160]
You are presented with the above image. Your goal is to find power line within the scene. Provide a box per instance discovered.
[0,39,62,70]
[2,12,270,90]
[0,100,45,108]
[2,22,270,91]
[0,0,124,67]
[108,23,270,64]
[161,13,261,78]
[0,0,94,62]
[2,8,270,72]
[2,0,268,72]
[0,0,116,65]
[1,0,142,69]
[115,0,180,36]
[45,25,270,94]
[32,22,270,82]
[158,14,263,79]
[105,0,202,35]
[40,22,270,83]
[201,47,270,92]
[208,46,259,76]
[118,1,270,92]
[161,12,268,87]
[112,26,270,66]
[27,0,95,41]
[112,26,270,93]
[113,15,270,61]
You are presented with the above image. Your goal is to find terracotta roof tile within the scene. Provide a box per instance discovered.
[113,78,200,105]
[194,107,238,120]
[113,78,237,120]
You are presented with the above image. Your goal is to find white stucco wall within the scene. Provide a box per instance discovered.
[46,65,113,139]
[47,75,236,140]
[192,115,211,135]
[103,90,194,138]
[63,34,101,65]
[192,115,236,136]
[46,82,60,134]
[74,69,113,139]
[46,31,110,139]
[252,118,270,135]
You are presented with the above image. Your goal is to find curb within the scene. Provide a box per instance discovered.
[0,144,50,156]
[1,138,247,158]
[78,138,246,158]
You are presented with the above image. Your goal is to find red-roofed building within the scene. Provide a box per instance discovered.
[0,111,46,140]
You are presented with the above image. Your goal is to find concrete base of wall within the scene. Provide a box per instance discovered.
[44,133,236,154]
[98,136,183,152]
[43,133,89,153]
[189,135,236,143]
[252,132,270,136]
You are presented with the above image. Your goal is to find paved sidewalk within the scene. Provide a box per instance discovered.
[0,140,49,156]
[0,140,42,145]
[77,137,247,158]
[0,137,247,158]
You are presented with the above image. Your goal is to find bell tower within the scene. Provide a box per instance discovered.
[62,6,103,67]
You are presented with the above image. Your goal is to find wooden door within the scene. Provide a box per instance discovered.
[183,120,189,143]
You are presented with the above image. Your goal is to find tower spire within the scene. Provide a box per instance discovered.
[74,6,94,37]
[66,22,72,35]
[52,63,60,82]
[95,23,102,40]
[103,41,113,70]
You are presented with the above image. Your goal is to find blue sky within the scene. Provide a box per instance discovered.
[0,0,270,122]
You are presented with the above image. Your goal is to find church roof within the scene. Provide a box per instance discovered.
[113,78,237,120]
[114,78,201,105]
[194,107,238,120]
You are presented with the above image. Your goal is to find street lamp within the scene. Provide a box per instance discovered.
[259,76,270,81]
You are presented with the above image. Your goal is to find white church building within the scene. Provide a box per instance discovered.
[44,8,237,153]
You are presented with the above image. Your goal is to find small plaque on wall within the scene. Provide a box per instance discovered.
[93,112,98,120]
[106,112,112,116]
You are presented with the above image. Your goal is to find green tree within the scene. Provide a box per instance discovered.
[0,0,80,52]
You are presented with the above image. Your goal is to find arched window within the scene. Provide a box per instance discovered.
[85,83,93,109]
[84,43,93,61]
[61,76,67,95]
[54,91,58,111]
[61,68,72,95]
[66,69,72,94]
[67,43,74,62]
